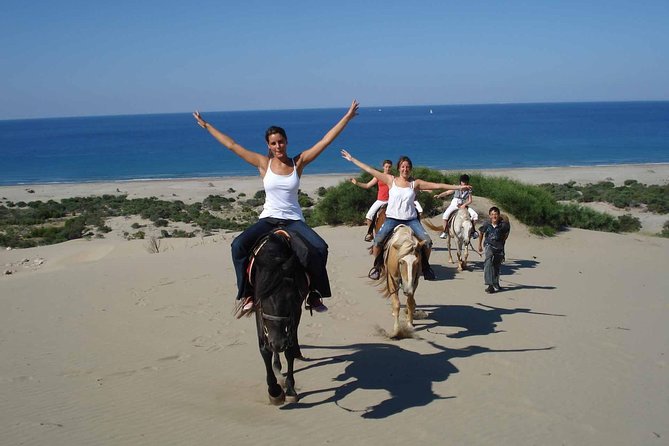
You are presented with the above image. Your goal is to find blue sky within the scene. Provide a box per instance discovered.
[2,0,668,119]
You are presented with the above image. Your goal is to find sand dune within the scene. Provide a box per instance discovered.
[1,165,668,445]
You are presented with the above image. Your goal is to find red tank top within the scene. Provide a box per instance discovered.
[377,181,389,201]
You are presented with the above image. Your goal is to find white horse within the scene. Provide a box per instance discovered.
[447,207,474,271]
[377,225,425,336]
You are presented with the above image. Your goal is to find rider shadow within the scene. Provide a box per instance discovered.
[419,303,565,339]
[286,340,553,418]
[430,263,457,281]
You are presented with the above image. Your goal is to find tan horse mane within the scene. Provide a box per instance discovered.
[377,226,422,298]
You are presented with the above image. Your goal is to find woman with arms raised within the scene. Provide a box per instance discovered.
[341,150,470,280]
[194,101,359,317]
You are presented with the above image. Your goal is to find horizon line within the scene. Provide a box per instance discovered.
[3,99,669,122]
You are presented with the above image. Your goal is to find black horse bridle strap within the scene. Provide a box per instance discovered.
[261,313,291,322]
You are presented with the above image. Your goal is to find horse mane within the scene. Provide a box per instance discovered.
[253,234,304,301]
[378,226,421,298]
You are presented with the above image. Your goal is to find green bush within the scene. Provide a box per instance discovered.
[660,221,669,238]
[312,181,374,225]
[617,214,642,232]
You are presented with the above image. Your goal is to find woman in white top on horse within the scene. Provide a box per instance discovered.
[341,150,471,280]
[194,101,359,316]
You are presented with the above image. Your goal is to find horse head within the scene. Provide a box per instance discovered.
[390,226,423,297]
[253,233,307,353]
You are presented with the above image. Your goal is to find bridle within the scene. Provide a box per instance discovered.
[250,227,309,349]
[258,302,295,348]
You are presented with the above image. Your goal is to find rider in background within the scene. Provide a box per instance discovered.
[194,101,359,317]
[435,173,479,239]
[350,159,393,241]
[341,150,471,281]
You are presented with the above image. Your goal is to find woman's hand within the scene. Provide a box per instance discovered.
[341,149,353,162]
[345,100,360,121]
[350,178,358,185]
[193,111,208,129]
[460,185,473,191]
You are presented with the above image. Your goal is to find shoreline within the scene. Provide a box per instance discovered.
[2,162,668,189]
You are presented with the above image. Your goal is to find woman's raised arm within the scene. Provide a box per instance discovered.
[341,149,393,186]
[296,100,359,172]
[416,179,471,192]
[193,111,266,169]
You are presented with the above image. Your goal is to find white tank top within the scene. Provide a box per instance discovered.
[386,179,417,220]
[258,158,304,221]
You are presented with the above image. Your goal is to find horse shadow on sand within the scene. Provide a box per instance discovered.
[420,302,565,339]
[284,337,553,418]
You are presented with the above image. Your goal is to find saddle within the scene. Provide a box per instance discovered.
[245,229,321,311]
[246,229,294,287]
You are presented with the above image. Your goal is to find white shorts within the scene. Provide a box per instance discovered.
[366,200,388,221]
[442,199,478,221]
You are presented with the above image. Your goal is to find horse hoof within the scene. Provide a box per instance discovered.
[285,394,299,403]
[269,391,286,406]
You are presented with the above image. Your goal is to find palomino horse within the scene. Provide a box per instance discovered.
[446,207,474,271]
[376,225,425,336]
[249,230,309,405]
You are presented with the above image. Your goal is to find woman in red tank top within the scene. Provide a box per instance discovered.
[350,159,393,241]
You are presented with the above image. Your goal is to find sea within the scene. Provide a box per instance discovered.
[1,101,668,186]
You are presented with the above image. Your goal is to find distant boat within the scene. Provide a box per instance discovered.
[378,108,382,112]
[429,109,433,114]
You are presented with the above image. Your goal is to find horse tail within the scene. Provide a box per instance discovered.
[422,218,443,233]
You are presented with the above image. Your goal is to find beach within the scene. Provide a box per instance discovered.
[1,164,668,445]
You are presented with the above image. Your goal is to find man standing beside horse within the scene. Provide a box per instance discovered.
[478,206,511,293]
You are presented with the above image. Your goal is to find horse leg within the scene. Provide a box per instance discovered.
[447,234,455,264]
[273,352,282,372]
[462,240,469,270]
[456,240,464,271]
[260,344,285,405]
[391,292,401,336]
[283,344,299,403]
[406,293,416,330]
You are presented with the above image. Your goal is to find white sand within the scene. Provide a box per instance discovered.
[1,165,668,445]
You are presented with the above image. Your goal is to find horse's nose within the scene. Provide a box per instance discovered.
[270,338,289,353]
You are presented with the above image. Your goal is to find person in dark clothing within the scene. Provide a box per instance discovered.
[477,206,510,293]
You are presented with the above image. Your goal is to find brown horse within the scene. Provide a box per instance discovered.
[375,225,425,337]
[370,204,387,240]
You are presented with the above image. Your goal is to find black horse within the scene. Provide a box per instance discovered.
[251,230,309,405]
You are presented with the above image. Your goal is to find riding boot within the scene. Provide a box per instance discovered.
[368,251,384,280]
[421,247,436,280]
[364,223,374,242]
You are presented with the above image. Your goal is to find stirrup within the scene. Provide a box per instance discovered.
[368,267,381,280]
